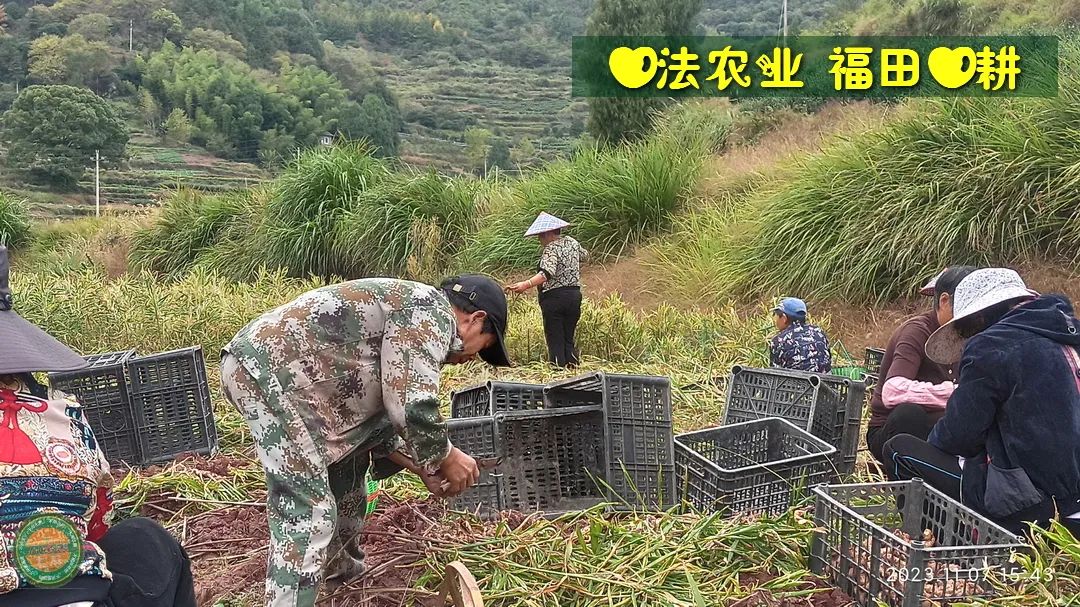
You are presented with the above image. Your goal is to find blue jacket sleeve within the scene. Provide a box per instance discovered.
[928,343,1006,458]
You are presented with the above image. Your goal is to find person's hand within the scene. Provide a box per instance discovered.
[437,447,480,497]
[418,469,447,498]
[505,281,530,294]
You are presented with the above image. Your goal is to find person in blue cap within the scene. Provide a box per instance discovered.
[769,297,832,374]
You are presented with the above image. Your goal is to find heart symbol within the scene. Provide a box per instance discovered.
[927,47,977,89]
[608,47,659,89]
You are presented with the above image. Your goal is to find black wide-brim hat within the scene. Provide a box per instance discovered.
[0,246,88,375]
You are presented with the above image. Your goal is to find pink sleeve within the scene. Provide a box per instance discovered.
[881,376,954,410]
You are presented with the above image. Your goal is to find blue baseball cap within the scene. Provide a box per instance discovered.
[773,297,807,320]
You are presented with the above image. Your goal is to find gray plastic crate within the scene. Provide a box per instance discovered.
[544,373,675,510]
[815,375,866,477]
[810,480,1029,607]
[447,406,606,518]
[675,418,836,517]
[446,417,504,516]
[127,347,218,464]
[723,366,822,428]
[450,381,544,418]
[723,366,864,478]
[49,350,141,465]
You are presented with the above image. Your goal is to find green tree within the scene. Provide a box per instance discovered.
[0,36,27,83]
[258,127,297,167]
[163,108,192,143]
[68,13,112,41]
[139,88,162,136]
[585,0,703,144]
[185,27,246,60]
[0,85,128,187]
[512,137,537,169]
[487,138,511,173]
[150,8,183,45]
[464,127,492,173]
[333,94,399,157]
[63,34,114,92]
[28,35,67,84]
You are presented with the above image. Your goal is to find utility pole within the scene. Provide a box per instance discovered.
[95,150,101,217]
[129,20,134,52]
[782,0,789,39]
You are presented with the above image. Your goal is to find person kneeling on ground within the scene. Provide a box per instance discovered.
[866,266,976,464]
[0,246,195,607]
[883,268,1080,538]
[769,297,831,374]
[220,274,512,607]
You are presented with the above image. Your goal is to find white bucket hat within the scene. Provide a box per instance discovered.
[524,212,569,237]
[925,268,1039,365]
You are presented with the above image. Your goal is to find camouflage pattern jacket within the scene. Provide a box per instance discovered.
[223,279,463,473]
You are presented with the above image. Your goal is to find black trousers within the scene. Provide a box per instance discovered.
[539,287,582,368]
[883,433,1080,539]
[866,403,945,464]
[3,517,197,607]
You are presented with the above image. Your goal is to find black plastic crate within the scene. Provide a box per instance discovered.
[447,406,607,517]
[723,366,822,428]
[446,417,504,516]
[723,366,864,477]
[675,418,835,517]
[49,350,141,465]
[865,348,886,376]
[814,375,867,477]
[544,373,675,510]
[450,381,544,418]
[810,481,1028,607]
[127,347,218,464]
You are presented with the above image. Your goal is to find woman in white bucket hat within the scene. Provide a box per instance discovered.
[882,268,1080,538]
[505,212,588,368]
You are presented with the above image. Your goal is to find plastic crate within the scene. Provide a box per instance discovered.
[127,347,218,464]
[675,418,835,517]
[810,481,1028,607]
[447,406,606,517]
[48,350,141,465]
[446,417,504,516]
[450,381,544,418]
[865,348,886,376]
[723,366,822,429]
[544,373,675,510]
[815,375,867,477]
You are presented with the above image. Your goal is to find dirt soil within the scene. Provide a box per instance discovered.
[187,497,446,607]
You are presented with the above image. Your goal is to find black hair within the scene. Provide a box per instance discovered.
[954,298,1023,339]
[934,266,978,310]
[440,281,497,336]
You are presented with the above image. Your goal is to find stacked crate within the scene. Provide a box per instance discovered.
[447,373,676,516]
[49,346,217,466]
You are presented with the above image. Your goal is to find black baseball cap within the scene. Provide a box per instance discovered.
[441,274,512,367]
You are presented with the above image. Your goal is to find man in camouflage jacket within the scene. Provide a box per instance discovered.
[220,275,512,607]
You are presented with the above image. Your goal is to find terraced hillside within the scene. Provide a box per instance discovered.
[377,55,588,172]
[6,134,266,219]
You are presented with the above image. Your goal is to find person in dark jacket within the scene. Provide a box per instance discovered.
[769,297,831,373]
[882,268,1080,538]
[865,266,975,464]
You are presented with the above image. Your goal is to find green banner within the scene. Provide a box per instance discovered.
[572,36,1058,98]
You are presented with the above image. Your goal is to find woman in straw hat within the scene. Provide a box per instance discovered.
[506,212,588,368]
[882,268,1080,538]
[0,246,196,607]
